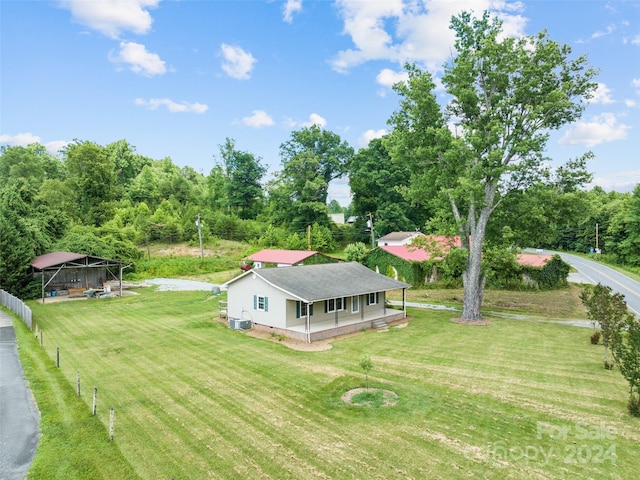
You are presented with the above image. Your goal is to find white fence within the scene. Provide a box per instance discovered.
[0,289,32,330]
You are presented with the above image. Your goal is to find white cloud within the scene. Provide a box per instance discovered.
[330,0,527,73]
[60,0,159,39]
[134,98,208,113]
[592,24,615,39]
[220,44,256,80]
[109,41,167,76]
[0,133,68,154]
[590,171,640,192]
[304,113,327,128]
[283,0,302,23]
[625,99,637,107]
[242,110,274,127]
[559,113,630,147]
[632,78,640,95]
[359,129,386,147]
[284,113,327,129]
[376,68,409,88]
[589,83,614,104]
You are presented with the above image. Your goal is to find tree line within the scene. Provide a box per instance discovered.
[1,10,639,309]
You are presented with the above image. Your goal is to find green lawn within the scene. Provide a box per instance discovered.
[19,289,638,479]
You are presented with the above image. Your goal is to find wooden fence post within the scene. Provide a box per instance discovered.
[40,330,43,346]
[76,372,81,397]
[109,408,115,440]
[56,347,60,367]
[92,387,98,415]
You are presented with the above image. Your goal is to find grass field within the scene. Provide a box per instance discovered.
[19,287,638,479]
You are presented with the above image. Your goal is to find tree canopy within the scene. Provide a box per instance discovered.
[386,11,598,320]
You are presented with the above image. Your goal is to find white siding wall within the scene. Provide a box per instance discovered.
[228,275,390,330]
[227,274,288,329]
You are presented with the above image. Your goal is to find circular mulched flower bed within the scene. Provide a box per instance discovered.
[341,388,399,407]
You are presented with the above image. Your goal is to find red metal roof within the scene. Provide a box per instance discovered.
[246,249,318,265]
[31,252,87,270]
[380,236,463,262]
[516,253,552,267]
[380,245,434,262]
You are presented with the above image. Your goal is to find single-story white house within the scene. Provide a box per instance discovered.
[224,262,411,342]
[376,231,423,247]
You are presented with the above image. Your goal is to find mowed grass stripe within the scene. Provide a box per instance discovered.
[36,294,393,478]
[42,299,422,477]
[26,289,638,479]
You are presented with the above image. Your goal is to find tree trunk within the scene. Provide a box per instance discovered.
[460,197,494,321]
[462,260,485,320]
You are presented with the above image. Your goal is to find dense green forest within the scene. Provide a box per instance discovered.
[2,12,639,300]
[1,131,638,299]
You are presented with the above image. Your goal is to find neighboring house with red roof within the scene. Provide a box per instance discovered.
[365,240,457,285]
[365,237,568,288]
[516,253,553,267]
[244,249,339,269]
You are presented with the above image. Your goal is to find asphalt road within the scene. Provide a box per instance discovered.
[540,250,640,317]
[0,310,40,480]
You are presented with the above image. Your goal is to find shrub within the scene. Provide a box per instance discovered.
[344,242,368,263]
[590,331,601,345]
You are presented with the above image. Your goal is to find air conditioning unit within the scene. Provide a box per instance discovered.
[229,318,252,330]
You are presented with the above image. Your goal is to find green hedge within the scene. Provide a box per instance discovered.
[520,254,570,289]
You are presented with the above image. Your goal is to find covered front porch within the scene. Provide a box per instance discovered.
[252,308,407,343]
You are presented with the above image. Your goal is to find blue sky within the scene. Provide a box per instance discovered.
[1,0,639,206]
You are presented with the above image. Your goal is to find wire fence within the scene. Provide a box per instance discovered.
[0,289,32,330]
[1,288,116,440]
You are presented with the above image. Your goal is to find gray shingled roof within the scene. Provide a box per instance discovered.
[377,231,422,243]
[229,262,410,302]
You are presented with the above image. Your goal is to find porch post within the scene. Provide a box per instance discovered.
[306,303,311,343]
[403,288,407,318]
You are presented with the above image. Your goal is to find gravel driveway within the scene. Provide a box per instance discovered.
[142,278,225,292]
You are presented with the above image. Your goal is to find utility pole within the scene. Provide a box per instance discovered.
[307,225,311,250]
[368,213,375,249]
[196,214,204,259]
[595,223,599,254]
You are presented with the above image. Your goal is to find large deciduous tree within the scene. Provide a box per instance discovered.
[64,140,117,225]
[386,11,597,321]
[268,126,353,229]
[219,138,266,220]
[349,138,427,237]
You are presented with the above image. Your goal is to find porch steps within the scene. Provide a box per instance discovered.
[371,318,388,330]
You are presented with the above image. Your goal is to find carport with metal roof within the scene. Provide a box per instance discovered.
[31,252,128,303]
